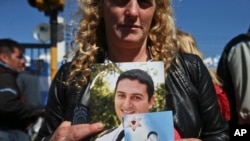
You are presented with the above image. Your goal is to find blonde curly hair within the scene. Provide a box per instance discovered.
[65,0,178,93]
[177,29,204,58]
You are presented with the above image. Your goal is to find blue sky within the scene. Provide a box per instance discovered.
[0,0,249,58]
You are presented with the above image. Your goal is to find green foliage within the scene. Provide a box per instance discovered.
[90,63,122,129]
[150,83,166,112]
[90,78,120,129]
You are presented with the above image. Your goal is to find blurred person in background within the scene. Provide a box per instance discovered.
[217,27,250,132]
[0,38,44,141]
[17,55,45,140]
[17,55,43,109]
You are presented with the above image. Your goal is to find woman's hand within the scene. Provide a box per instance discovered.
[50,121,104,141]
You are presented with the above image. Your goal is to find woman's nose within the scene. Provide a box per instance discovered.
[124,1,139,18]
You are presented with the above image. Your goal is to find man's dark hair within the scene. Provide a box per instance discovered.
[0,38,23,56]
[114,69,154,100]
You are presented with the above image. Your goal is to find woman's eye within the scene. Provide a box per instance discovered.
[111,0,129,5]
[138,0,153,6]
[110,0,153,7]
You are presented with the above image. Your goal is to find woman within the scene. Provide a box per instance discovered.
[35,0,229,141]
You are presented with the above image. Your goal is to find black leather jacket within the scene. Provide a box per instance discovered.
[35,52,229,141]
[0,63,42,131]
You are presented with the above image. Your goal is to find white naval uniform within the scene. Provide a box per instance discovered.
[95,124,124,141]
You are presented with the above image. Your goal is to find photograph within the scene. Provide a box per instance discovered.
[90,61,168,140]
